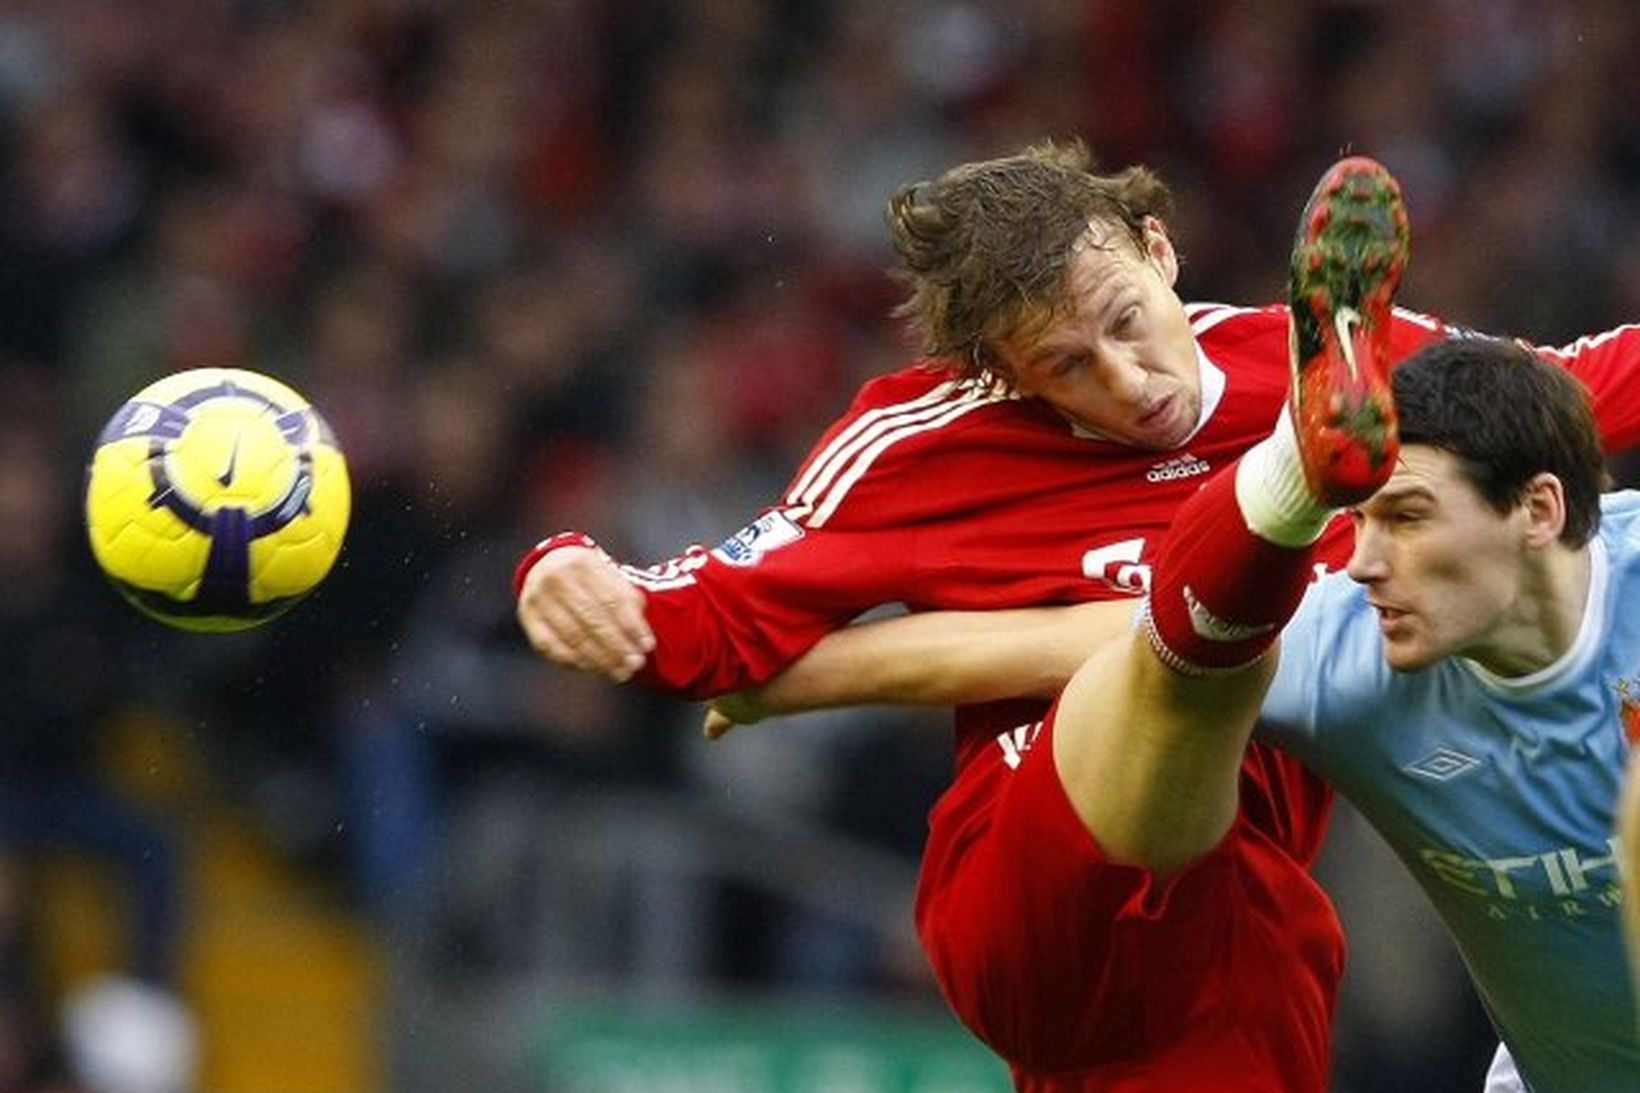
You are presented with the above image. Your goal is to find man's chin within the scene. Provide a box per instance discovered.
[1384,644,1436,674]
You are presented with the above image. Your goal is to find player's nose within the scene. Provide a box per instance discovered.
[1345,524,1390,584]
[1095,350,1149,406]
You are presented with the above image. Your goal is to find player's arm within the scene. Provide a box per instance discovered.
[514,517,914,700]
[1529,324,1640,452]
[1389,310,1640,453]
[518,370,1024,701]
[705,598,1138,737]
[513,388,907,694]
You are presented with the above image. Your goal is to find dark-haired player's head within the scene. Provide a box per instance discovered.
[1392,337,1607,546]
[1348,337,1610,673]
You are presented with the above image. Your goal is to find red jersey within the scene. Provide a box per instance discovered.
[612,304,1435,774]
[515,304,1640,1087]
[587,306,1640,763]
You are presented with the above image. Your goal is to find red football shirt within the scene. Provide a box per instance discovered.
[619,304,1441,772]
[599,307,1640,765]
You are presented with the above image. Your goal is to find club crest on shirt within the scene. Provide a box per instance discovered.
[713,510,805,567]
[1615,676,1640,743]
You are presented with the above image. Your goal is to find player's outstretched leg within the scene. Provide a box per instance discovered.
[1145,157,1409,674]
[1287,155,1410,507]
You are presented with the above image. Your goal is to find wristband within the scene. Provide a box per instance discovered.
[512,531,601,599]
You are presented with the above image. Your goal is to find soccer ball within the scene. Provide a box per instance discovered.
[84,367,351,632]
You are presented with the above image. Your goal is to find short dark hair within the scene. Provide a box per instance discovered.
[1392,337,1608,545]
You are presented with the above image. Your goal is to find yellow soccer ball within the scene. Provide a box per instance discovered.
[84,368,351,632]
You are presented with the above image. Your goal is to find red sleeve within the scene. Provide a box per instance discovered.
[1389,310,1640,455]
[1386,305,1449,360]
[512,508,918,703]
[1529,325,1640,453]
[628,369,998,698]
[516,367,982,702]
[622,511,916,699]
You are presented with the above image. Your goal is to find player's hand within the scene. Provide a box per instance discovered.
[516,545,653,682]
[702,689,768,739]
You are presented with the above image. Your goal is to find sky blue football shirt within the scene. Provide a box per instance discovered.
[1259,493,1640,1093]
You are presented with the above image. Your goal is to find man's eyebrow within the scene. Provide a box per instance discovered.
[1022,293,1140,367]
[1370,482,1437,506]
[1023,343,1072,367]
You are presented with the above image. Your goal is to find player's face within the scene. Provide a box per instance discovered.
[996,221,1202,450]
[1346,446,1539,674]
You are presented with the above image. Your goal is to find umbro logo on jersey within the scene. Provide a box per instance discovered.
[1405,747,1482,782]
[1145,453,1211,483]
[1183,585,1273,643]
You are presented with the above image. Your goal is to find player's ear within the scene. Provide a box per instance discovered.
[1142,217,1178,285]
[1520,472,1567,548]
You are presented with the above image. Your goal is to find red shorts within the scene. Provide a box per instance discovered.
[916,708,1343,1091]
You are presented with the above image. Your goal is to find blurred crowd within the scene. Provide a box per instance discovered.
[2,1,1640,1090]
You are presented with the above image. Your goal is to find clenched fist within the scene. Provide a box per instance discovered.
[515,543,654,682]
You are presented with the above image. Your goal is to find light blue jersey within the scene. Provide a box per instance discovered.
[1260,492,1640,1093]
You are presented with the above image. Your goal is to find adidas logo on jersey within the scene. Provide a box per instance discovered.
[1146,453,1211,483]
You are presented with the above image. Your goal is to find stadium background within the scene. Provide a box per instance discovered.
[1,1,1637,1090]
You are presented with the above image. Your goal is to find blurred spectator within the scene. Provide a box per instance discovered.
[0,376,187,1090]
[0,80,146,373]
[341,357,669,922]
